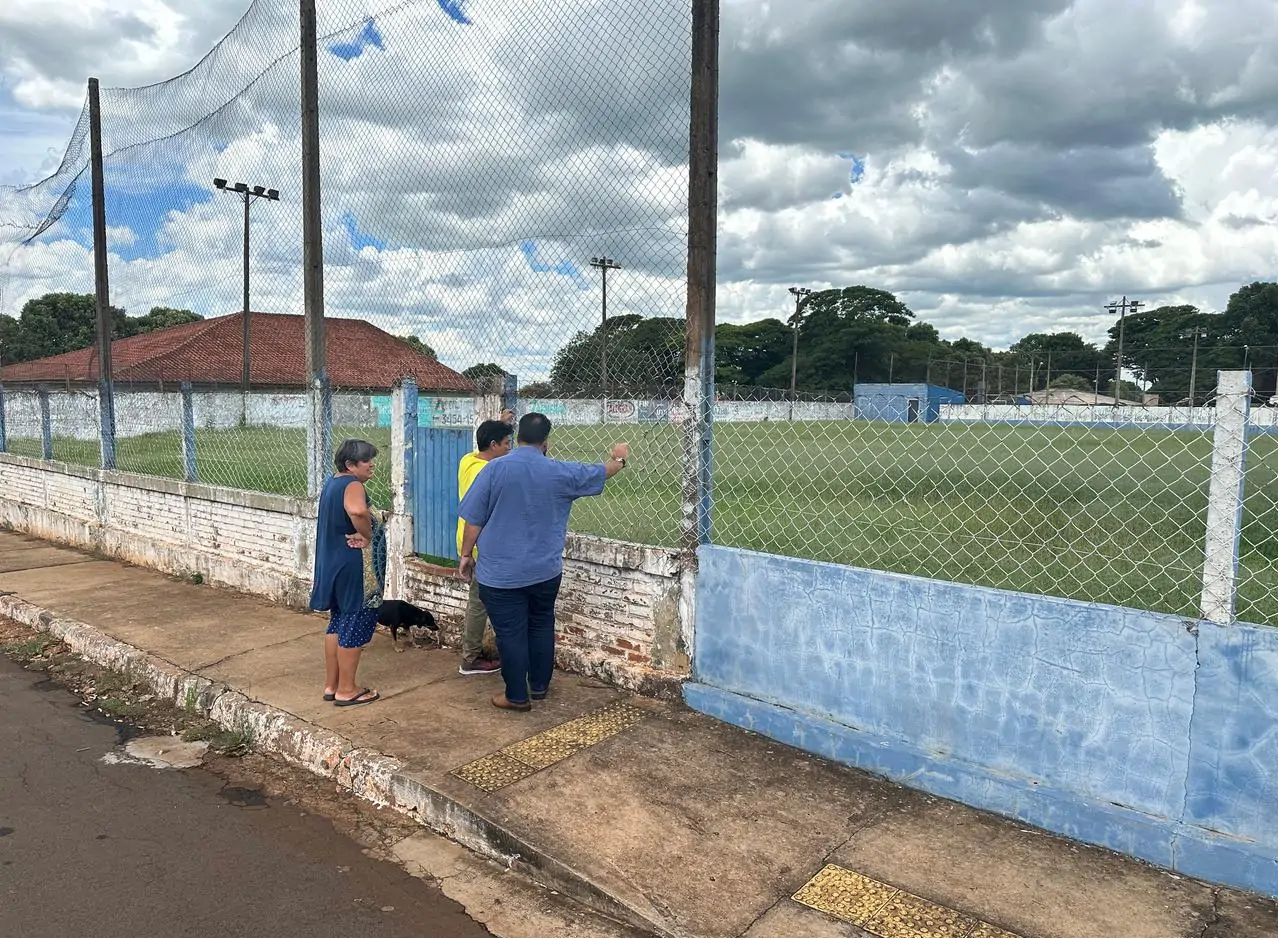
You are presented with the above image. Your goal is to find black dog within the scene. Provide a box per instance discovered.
[377,599,439,651]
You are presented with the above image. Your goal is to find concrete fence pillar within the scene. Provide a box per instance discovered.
[97,380,116,470]
[180,382,198,483]
[386,378,418,599]
[306,376,332,499]
[38,386,52,460]
[1200,370,1252,624]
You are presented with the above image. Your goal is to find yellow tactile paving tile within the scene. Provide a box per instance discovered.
[872,892,980,938]
[452,700,651,791]
[451,752,540,792]
[792,864,1023,938]
[792,865,898,925]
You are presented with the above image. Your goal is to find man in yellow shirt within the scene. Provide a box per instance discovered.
[456,417,514,674]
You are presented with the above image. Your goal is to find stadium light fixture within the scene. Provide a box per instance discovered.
[1105,296,1144,406]
[213,177,282,395]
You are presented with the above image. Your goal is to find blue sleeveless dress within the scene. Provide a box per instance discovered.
[310,474,386,647]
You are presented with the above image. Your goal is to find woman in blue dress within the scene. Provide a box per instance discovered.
[312,438,385,707]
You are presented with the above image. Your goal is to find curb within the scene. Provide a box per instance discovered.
[0,592,680,938]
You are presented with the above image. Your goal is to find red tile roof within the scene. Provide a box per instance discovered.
[0,312,475,393]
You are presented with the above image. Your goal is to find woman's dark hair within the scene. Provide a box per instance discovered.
[517,412,552,445]
[334,438,378,473]
[475,419,512,452]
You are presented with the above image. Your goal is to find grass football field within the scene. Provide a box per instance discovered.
[10,420,1278,624]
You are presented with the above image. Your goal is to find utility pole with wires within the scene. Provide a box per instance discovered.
[787,286,813,421]
[1106,295,1144,405]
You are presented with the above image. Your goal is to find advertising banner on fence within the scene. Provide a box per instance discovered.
[604,400,637,422]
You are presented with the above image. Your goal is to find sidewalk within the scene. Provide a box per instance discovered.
[1,529,1275,938]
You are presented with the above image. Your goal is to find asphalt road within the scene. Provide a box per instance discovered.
[0,655,490,938]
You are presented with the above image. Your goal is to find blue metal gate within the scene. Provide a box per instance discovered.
[411,426,472,559]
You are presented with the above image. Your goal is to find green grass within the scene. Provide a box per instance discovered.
[10,421,1278,624]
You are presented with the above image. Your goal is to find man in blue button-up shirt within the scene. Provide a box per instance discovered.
[458,412,629,711]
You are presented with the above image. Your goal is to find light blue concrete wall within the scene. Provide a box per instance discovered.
[686,545,1278,898]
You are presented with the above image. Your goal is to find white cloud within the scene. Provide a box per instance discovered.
[1,0,1277,388]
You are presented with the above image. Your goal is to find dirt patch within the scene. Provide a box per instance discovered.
[0,617,249,757]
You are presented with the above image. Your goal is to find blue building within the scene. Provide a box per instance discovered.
[854,383,965,423]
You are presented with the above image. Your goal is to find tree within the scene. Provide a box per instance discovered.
[1049,373,1093,392]
[463,363,507,380]
[0,315,19,366]
[9,293,128,363]
[463,362,508,393]
[1008,332,1104,384]
[519,381,554,398]
[1107,378,1144,402]
[399,335,437,358]
[125,306,202,335]
[715,319,790,387]
[759,287,921,392]
[1101,306,1236,404]
[1221,282,1278,397]
[549,315,684,395]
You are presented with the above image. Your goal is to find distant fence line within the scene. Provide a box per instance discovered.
[0,388,476,441]
[941,402,1278,429]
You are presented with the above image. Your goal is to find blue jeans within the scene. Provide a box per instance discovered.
[477,575,561,704]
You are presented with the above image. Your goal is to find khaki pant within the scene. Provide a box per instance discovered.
[462,578,495,660]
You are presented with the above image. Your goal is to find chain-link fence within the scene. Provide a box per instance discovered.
[1,0,692,534]
[1237,421,1278,625]
[5,0,1277,629]
[714,391,1216,618]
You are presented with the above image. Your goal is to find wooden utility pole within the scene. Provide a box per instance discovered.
[300,0,329,495]
[88,77,116,469]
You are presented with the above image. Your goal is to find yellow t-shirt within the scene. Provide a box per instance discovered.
[457,451,490,558]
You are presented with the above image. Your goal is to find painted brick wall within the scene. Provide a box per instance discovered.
[0,454,313,605]
[402,533,687,698]
[686,544,1278,900]
[0,455,689,698]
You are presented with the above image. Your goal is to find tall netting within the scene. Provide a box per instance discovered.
[0,0,693,534]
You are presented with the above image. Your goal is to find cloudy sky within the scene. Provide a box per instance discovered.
[1,0,1276,382]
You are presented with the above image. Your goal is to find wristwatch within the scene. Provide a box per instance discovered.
[617,457,627,468]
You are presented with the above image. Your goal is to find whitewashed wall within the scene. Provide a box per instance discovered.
[1,389,475,441]
[0,453,315,604]
[518,398,854,425]
[940,403,1278,428]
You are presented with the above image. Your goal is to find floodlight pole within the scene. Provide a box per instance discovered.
[213,178,280,395]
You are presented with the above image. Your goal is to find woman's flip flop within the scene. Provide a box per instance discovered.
[333,688,379,707]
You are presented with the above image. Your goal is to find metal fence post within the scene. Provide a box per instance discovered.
[180,381,198,483]
[1200,370,1252,624]
[0,383,7,453]
[38,386,52,460]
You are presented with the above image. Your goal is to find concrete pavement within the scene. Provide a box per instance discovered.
[1,529,1275,938]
